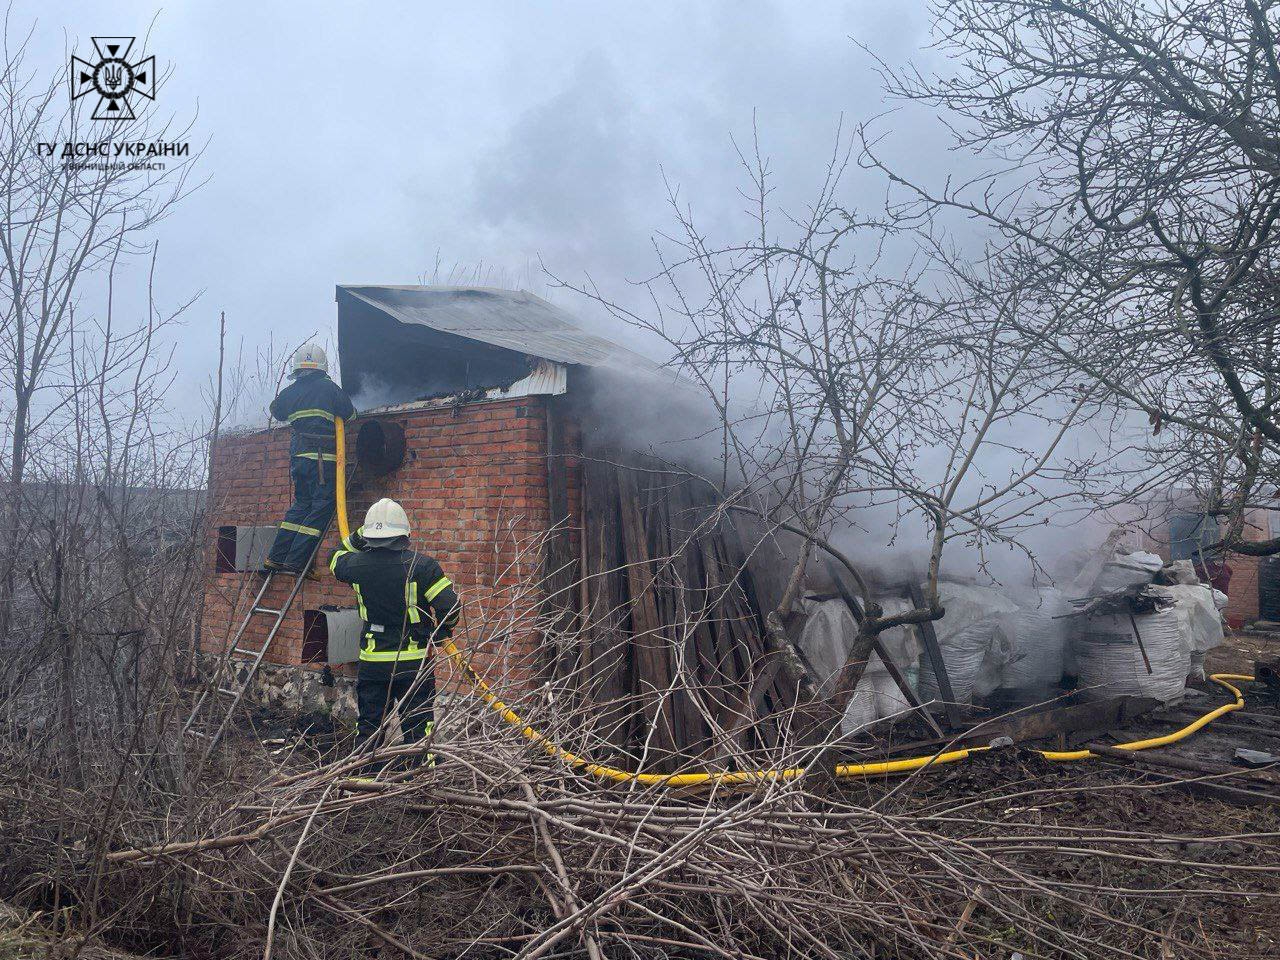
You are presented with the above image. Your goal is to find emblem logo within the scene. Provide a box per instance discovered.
[70,37,156,121]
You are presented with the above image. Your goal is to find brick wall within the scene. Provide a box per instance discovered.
[200,396,576,694]
[1225,508,1267,627]
[1227,553,1261,626]
[1139,507,1268,627]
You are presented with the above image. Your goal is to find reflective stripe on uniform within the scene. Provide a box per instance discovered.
[279,520,321,537]
[359,646,429,662]
[287,408,336,423]
[407,581,421,624]
[353,584,368,620]
[424,576,452,602]
[294,451,338,461]
[330,531,361,574]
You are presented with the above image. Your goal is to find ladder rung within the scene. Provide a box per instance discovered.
[193,510,332,765]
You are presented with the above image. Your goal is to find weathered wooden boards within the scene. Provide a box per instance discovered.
[561,459,795,771]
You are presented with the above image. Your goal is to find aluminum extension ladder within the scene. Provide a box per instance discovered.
[186,463,359,762]
[183,535,326,764]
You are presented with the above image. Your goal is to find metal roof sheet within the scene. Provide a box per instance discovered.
[337,284,666,374]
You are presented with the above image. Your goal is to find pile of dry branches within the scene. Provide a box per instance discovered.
[40,682,1264,960]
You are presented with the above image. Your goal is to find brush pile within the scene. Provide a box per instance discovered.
[43,685,1270,960]
[2,512,1276,958]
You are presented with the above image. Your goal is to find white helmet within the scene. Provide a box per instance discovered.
[363,498,410,539]
[291,343,328,377]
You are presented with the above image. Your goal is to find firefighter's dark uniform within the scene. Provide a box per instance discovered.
[266,370,355,570]
[329,530,459,754]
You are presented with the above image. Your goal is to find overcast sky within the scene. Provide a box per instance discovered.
[18,1,958,408]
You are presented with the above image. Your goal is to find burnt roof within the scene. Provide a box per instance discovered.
[336,285,665,374]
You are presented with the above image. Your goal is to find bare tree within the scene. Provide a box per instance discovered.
[0,19,218,944]
[556,126,1101,728]
[0,16,200,629]
[866,0,1280,556]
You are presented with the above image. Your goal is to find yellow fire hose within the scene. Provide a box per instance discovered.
[335,417,351,541]
[434,657,1253,787]
[332,419,1256,787]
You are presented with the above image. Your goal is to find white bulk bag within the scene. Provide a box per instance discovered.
[841,672,916,736]
[802,595,924,734]
[1072,607,1188,703]
[918,619,1007,704]
[916,583,1019,705]
[841,680,880,735]
[1089,551,1163,595]
[1001,589,1070,693]
[874,668,916,719]
[796,599,858,698]
[1156,584,1225,683]
[1156,585,1225,654]
[876,596,924,672]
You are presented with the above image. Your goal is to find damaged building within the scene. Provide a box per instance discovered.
[200,286,791,762]
[200,285,1252,775]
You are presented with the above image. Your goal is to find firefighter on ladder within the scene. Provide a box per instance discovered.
[329,498,459,769]
[263,344,354,573]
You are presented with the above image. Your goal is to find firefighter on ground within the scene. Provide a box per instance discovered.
[263,344,355,573]
[329,498,459,765]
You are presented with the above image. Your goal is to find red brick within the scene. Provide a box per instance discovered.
[200,397,569,692]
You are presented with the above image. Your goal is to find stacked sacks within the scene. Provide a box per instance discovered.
[1155,583,1225,682]
[840,598,924,734]
[999,589,1070,699]
[1087,550,1164,594]
[1063,540,1228,701]
[1071,603,1189,703]
[917,583,1020,705]
[796,596,923,736]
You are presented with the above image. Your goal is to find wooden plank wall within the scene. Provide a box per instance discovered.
[561,458,797,771]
